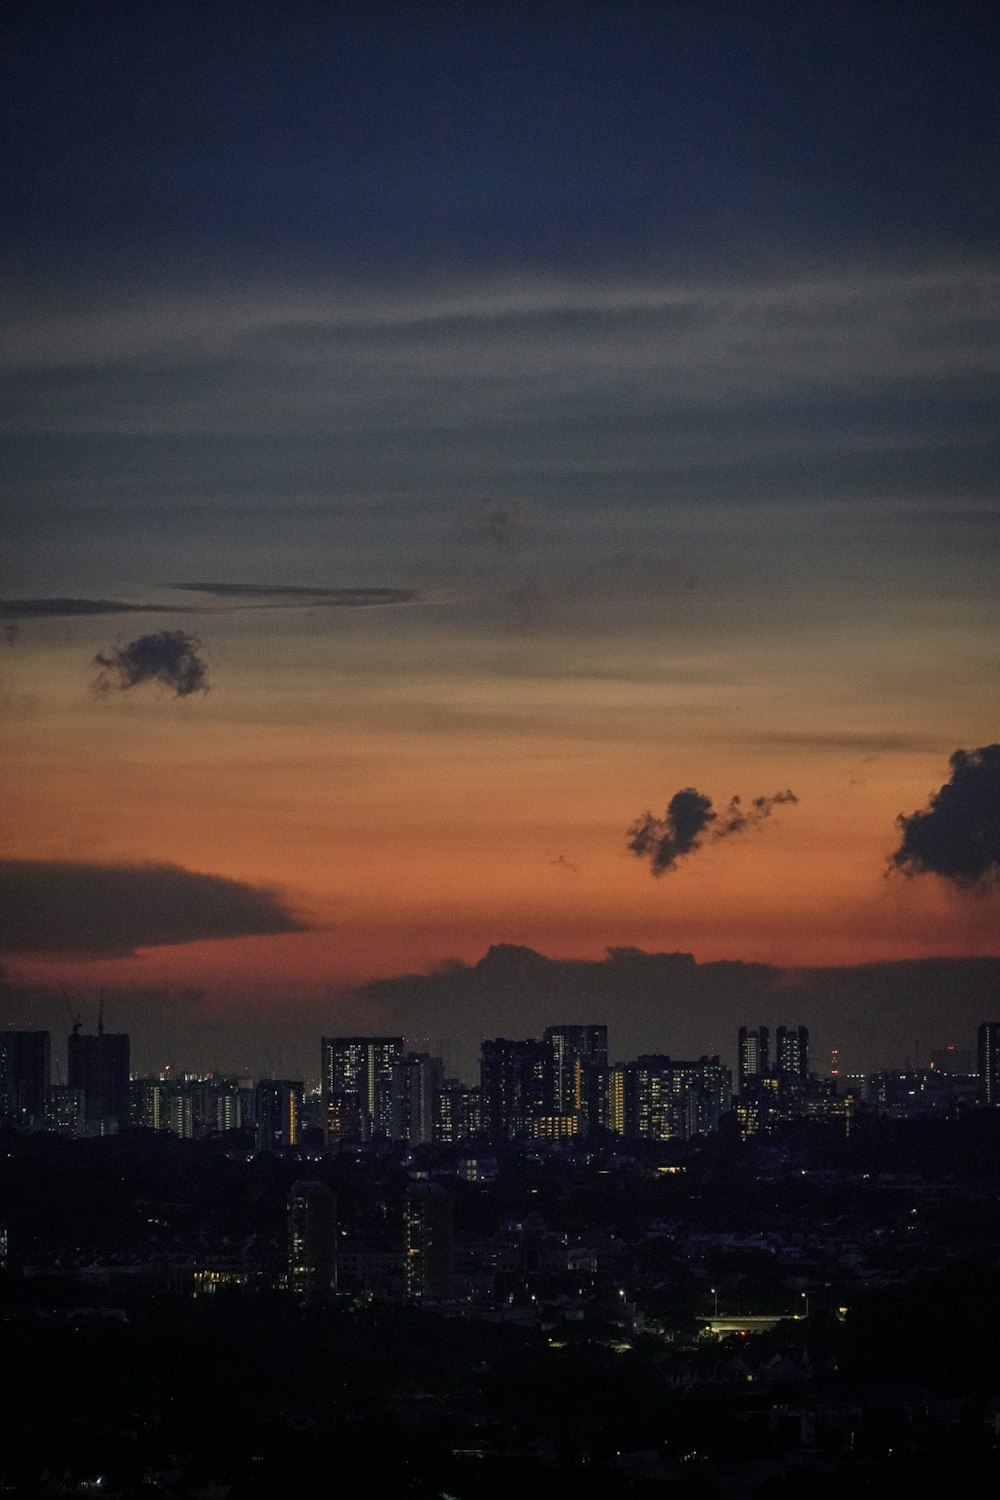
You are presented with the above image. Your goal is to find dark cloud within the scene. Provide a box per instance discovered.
[357,944,1000,1081]
[890,744,1000,888]
[628,788,716,874]
[0,597,174,619]
[170,582,423,607]
[0,859,310,958]
[628,787,798,875]
[93,631,208,698]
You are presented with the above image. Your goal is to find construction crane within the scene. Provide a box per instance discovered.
[62,990,81,1037]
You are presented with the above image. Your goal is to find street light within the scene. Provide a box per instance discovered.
[711,1286,718,1317]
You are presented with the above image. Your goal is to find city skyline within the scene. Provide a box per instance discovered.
[3,6,999,1063]
[5,988,997,1098]
[7,1009,998,1167]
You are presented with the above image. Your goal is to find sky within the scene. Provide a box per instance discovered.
[2,3,999,1076]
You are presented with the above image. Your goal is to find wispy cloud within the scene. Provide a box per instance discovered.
[0,597,176,619]
[3,266,997,455]
[0,587,429,622]
[4,264,998,373]
[170,582,424,607]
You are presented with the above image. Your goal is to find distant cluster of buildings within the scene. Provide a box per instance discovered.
[4,1019,1000,1147]
[286,1175,454,1303]
[1,1022,131,1139]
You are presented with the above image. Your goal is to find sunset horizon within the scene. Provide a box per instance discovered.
[4,3,999,1072]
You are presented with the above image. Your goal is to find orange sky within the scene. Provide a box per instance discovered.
[4,555,998,997]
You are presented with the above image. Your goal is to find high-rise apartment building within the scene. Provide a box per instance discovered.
[978,1022,1000,1106]
[480,1037,548,1142]
[737,1026,770,1093]
[130,1077,166,1131]
[607,1062,636,1138]
[0,1030,51,1130]
[403,1182,453,1300]
[633,1055,676,1141]
[68,1027,130,1134]
[320,1036,404,1142]
[168,1090,195,1140]
[433,1079,481,1143]
[45,1085,84,1135]
[543,1024,608,1125]
[214,1076,254,1132]
[392,1051,442,1144]
[666,1057,733,1138]
[632,1055,732,1141]
[776,1025,809,1083]
[255,1079,302,1151]
[288,1179,337,1300]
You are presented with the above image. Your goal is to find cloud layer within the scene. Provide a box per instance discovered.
[628,787,798,875]
[4,267,997,522]
[0,598,174,619]
[93,631,208,698]
[891,744,1000,888]
[171,582,423,608]
[0,859,309,958]
[356,944,1000,1082]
